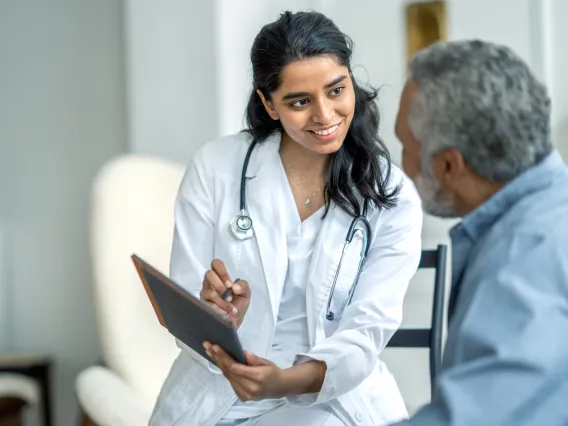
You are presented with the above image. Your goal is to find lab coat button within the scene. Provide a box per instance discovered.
[355,411,363,422]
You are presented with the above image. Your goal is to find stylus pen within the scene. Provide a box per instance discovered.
[222,278,240,301]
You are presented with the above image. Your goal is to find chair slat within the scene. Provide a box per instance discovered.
[387,329,430,348]
[418,250,438,269]
[385,245,448,398]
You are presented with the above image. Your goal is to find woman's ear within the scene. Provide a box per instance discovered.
[256,89,279,121]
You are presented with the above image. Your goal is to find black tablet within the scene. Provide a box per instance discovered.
[131,254,247,365]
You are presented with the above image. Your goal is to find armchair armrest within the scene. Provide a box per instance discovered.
[76,366,152,426]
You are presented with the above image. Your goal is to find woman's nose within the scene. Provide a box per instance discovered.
[312,100,334,124]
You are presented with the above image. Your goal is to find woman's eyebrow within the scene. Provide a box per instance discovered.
[281,75,348,101]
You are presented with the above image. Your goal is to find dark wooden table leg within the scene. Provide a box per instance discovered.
[35,364,52,426]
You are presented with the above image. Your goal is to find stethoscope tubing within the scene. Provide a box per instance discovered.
[231,139,372,321]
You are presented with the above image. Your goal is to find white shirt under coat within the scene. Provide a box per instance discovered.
[225,159,325,420]
[149,131,423,426]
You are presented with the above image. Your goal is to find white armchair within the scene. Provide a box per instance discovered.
[76,154,186,426]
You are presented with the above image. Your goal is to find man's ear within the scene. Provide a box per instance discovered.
[256,90,279,121]
[432,148,466,191]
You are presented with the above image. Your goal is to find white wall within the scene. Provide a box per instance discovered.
[0,226,13,349]
[550,1,568,160]
[0,1,127,425]
[124,0,219,164]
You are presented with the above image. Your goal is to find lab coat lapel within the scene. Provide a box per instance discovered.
[304,204,352,343]
[245,134,288,319]
[304,201,377,343]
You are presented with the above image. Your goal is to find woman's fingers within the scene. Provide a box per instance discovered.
[227,374,254,401]
[232,279,250,299]
[201,288,237,316]
[199,259,245,322]
[204,269,228,296]
[204,343,258,399]
[211,259,233,289]
[200,265,237,315]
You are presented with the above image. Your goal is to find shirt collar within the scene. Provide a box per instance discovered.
[450,150,565,242]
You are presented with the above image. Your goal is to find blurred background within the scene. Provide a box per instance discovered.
[1,1,567,425]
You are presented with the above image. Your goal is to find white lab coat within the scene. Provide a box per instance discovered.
[149,131,423,426]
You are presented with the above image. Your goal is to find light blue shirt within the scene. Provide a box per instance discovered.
[396,150,568,426]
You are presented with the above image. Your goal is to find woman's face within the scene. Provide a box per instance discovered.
[259,56,356,155]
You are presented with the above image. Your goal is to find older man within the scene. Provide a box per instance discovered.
[394,40,568,425]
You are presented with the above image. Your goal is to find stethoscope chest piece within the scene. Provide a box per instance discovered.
[230,211,254,240]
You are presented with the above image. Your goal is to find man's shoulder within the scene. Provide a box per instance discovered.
[497,175,568,243]
[471,186,568,283]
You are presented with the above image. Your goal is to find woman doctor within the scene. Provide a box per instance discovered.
[150,10,422,426]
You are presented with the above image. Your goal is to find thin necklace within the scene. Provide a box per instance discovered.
[283,157,324,207]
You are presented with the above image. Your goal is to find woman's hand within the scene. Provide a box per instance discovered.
[200,259,251,328]
[203,343,287,401]
[203,342,327,401]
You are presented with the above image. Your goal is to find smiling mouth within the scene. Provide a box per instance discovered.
[308,121,342,136]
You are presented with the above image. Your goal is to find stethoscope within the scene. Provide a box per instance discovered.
[230,140,372,321]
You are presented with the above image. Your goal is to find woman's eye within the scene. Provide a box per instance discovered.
[291,98,310,108]
[331,86,344,96]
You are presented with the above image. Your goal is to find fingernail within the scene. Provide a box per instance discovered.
[226,296,233,303]
[232,306,238,315]
[213,345,219,353]
[233,284,242,293]
[226,280,232,288]
[203,342,210,350]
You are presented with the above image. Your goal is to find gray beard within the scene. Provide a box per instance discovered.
[413,170,459,219]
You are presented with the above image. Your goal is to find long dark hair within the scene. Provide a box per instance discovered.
[244,10,399,217]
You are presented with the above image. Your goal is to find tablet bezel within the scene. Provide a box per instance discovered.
[131,254,247,365]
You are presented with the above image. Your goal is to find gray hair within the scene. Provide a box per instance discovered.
[408,39,552,182]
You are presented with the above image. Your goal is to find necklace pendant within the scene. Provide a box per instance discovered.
[304,198,312,207]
